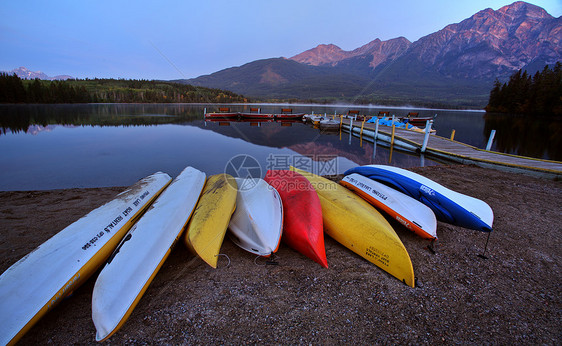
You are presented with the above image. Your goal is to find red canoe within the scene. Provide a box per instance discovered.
[264,170,328,268]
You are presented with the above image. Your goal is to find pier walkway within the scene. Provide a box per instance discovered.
[340,118,562,179]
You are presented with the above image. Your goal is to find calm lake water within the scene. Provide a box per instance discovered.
[0,104,559,191]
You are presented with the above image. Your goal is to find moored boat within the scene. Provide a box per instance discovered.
[205,107,239,118]
[239,107,274,119]
[319,119,340,131]
[274,108,305,120]
[400,112,435,127]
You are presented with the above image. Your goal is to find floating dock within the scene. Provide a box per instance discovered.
[340,118,562,179]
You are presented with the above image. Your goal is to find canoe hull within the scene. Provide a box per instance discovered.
[228,178,283,257]
[92,166,206,341]
[0,172,171,346]
[340,173,437,240]
[345,165,493,232]
[265,170,327,268]
[290,167,415,287]
[184,174,238,268]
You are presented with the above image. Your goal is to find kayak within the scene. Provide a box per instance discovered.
[344,165,493,232]
[92,166,206,341]
[340,173,437,240]
[290,167,415,287]
[228,178,283,257]
[264,170,328,268]
[184,174,238,268]
[0,172,171,346]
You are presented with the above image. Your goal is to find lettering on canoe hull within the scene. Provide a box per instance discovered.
[365,246,390,267]
[81,189,152,251]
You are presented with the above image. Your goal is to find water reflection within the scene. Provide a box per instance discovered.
[0,104,441,191]
[484,113,562,161]
[0,104,202,134]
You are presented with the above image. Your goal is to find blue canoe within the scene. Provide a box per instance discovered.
[344,165,493,232]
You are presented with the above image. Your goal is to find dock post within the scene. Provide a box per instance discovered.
[374,118,379,140]
[204,107,206,117]
[349,119,354,145]
[421,120,431,153]
[486,130,496,151]
[360,119,366,147]
[389,124,396,163]
[450,129,456,141]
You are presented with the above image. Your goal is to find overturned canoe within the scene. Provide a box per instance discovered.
[92,166,205,341]
[265,170,328,268]
[345,165,493,232]
[291,167,415,287]
[184,174,238,268]
[0,172,171,346]
[228,178,283,257]
[340,173,437,240]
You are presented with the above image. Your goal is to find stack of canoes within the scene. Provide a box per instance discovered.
[0,163,493,343]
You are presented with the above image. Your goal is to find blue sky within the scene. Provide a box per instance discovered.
[1,1,560,80]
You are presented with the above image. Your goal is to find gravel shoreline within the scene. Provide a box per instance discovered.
[1,165,560,344]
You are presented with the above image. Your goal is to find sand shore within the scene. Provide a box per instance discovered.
[0,165,560,344]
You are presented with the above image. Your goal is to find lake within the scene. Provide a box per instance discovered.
[0,104,559,191]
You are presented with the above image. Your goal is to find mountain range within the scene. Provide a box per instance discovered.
[3,67,73,81]
[183,1,561,108]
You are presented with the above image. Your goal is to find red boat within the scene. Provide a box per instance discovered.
[401,112,434,127]
[239,108,275,119]
[273,108,305,120]
[264,170,328,268]
[205,107,239,118]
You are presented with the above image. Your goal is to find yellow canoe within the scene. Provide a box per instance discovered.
[290,167,415,287]
[184,174,237,268]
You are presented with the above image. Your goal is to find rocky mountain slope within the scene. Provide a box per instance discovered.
[184,1,561,108]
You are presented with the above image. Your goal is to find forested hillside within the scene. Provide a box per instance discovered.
[485,63,562,116]
[0,74,248,104]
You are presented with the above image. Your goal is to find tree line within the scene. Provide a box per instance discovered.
[486,62,562,116]
[0,73,248,104]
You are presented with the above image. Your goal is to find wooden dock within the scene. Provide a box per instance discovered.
[340,118,562,179]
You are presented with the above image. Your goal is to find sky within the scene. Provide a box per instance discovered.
[1,1,560,80]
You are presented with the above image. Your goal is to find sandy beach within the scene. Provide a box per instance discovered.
[0,165,560,344]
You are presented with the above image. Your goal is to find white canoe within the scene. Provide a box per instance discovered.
[340,173,437,240]
[345,165,494,232]
[228,178,283,257]
[92,166,205,341]
[0,172,171,346]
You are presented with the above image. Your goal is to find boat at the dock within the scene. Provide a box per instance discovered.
[273,108,305,120]
[400,112,435,127]
[205,107,239,118]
